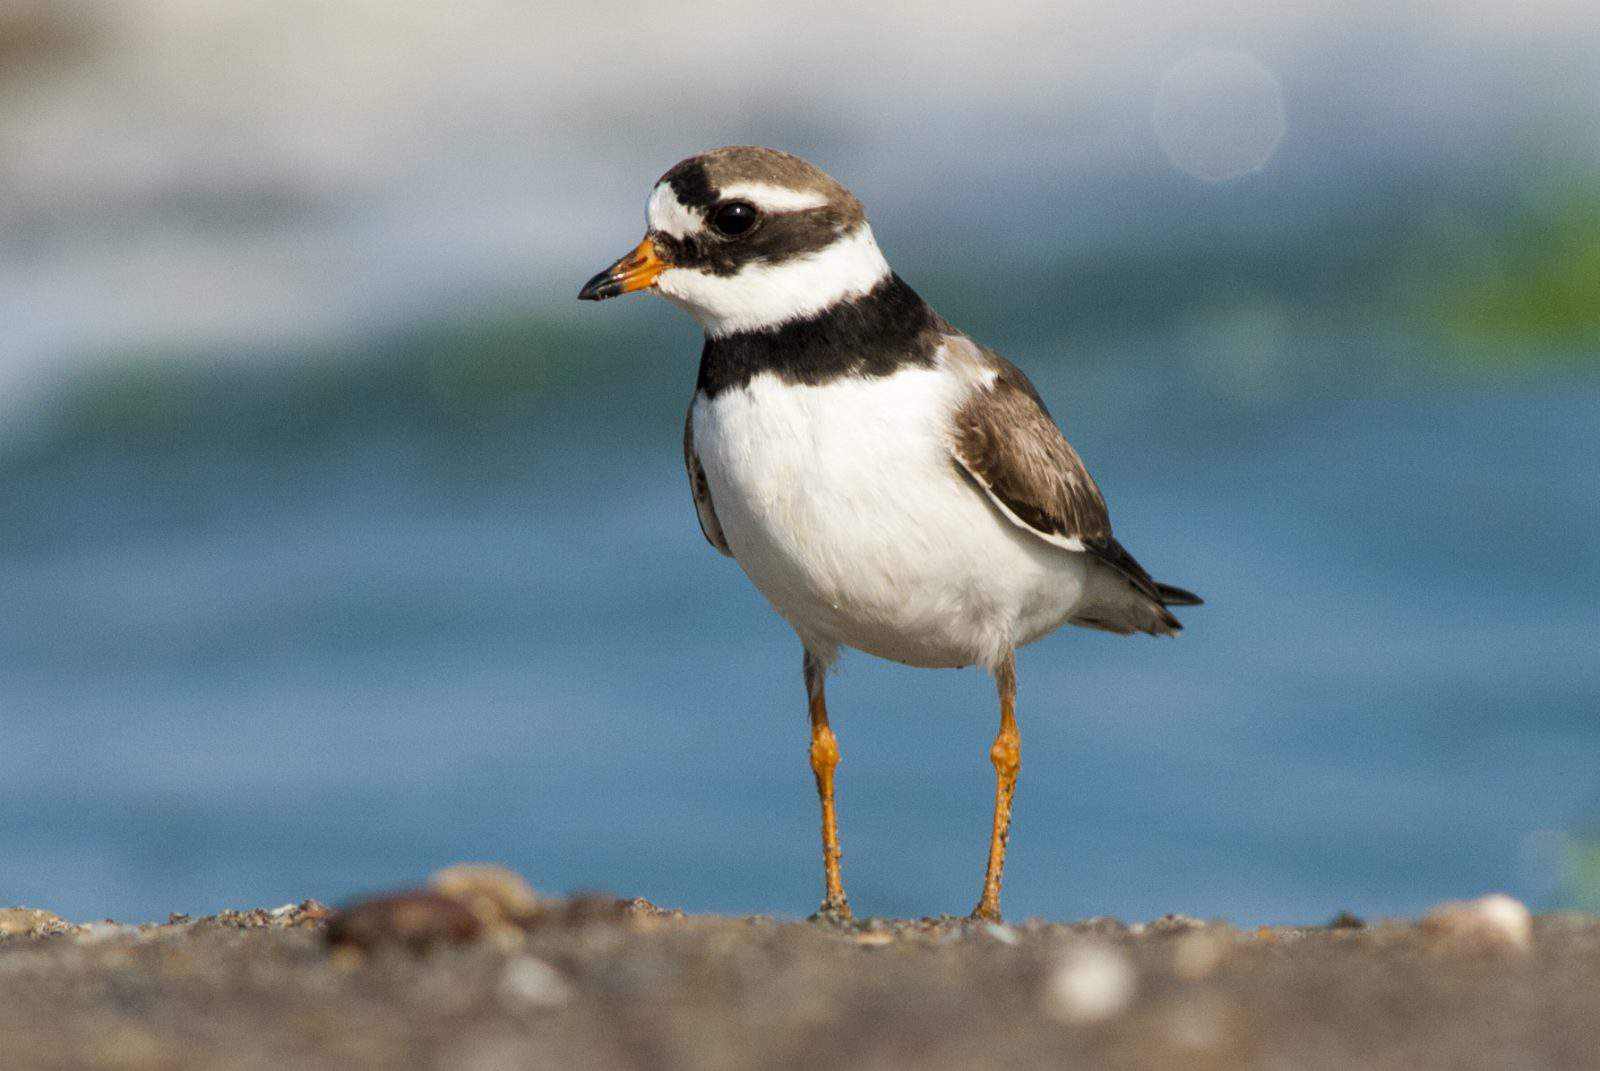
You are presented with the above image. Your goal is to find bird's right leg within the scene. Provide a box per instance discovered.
[804,649,851,922]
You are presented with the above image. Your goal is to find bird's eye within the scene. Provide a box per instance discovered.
[710,201,758,236]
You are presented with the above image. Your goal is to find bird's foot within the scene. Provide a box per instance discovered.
[809,897,853,925]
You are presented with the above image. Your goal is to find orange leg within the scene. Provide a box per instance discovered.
[972,651,1020,921]
[804,650,850,921]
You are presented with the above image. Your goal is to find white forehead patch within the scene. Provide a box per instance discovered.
[647,183,702,238]
[714,182,829,213]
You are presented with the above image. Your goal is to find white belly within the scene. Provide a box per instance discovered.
[691,368,1088,670]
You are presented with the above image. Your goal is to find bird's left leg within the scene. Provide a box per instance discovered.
[972,650,1020,921]
[804,648,851,922]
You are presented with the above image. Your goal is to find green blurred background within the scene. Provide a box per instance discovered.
[2,1,1597,924]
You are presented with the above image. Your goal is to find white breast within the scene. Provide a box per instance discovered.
[690,366,1089,670]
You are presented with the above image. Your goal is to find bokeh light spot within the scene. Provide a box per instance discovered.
[1153,49,1286,181]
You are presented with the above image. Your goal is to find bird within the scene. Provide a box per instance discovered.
[578,146,1200,922]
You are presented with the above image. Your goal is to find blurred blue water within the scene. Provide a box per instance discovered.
[2,323,1597,925]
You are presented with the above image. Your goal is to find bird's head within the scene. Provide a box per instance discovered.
[578,146,891,337]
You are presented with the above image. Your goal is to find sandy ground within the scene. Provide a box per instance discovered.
[3,882,1599,1071]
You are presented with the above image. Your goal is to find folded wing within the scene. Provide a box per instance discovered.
[947,347,1199,634]
[684,406,732,557]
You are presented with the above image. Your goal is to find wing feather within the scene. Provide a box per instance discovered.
[947,351,1174,610]
[949,355,1111,552]
[684,404,732,557]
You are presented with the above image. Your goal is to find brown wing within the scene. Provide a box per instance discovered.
[949,354,1173,610]
[684,405,731,557]
[950,356,1111,551]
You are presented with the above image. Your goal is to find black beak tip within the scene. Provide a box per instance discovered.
[578,271,621,302]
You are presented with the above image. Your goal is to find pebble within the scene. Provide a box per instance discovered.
[1040,943,1138,1024]
[1172,928,1232,980]
[1421,893,1532,955]
[0,908,74,938]
[430,864,542,929]
[297,900,336,922]
[498,956,573,1009]
[325,891,483,952]
[74,922,140,944]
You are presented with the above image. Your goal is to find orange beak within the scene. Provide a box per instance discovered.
[577,237,667,301]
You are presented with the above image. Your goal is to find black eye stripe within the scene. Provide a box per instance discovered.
[655,203,857,277]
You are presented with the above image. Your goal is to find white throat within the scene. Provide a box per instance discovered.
[656,225,892,337]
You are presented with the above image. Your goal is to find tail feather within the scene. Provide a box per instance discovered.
[1077,538,1203,637]
[1155,582,1204,607]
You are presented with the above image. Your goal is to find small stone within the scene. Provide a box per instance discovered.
[430,864,542,929]
[74,921,138,944]
[297,900,336,922]
[498,956,572,1009]
[1172,929,1231,980]
[982,922,1021,945]
[1421,893,1532,955]
[854,931,894,947]
[0,907,74,938]
[325,890,483,952]
[1041,943,1138,1024]
[262,900,336,928]
[1328,910,1365,929]
[620,897,684,922]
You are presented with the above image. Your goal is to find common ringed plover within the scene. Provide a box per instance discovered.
[579,146,1201,921]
